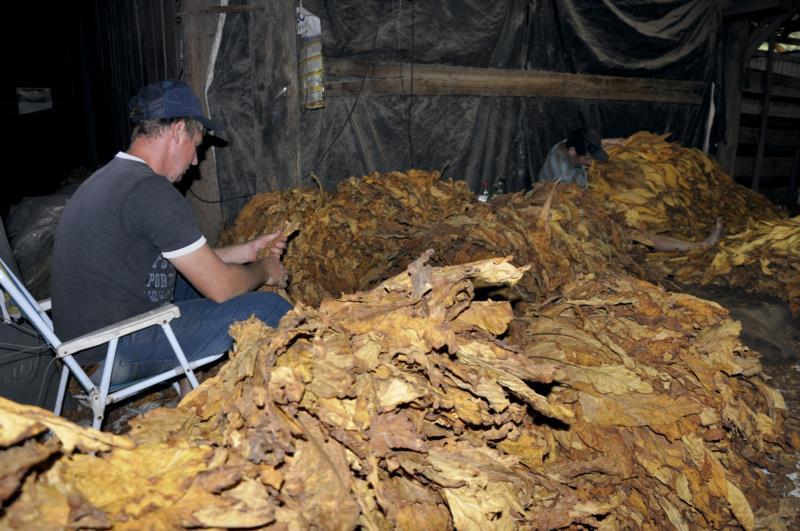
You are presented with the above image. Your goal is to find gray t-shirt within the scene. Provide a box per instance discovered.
[51,153,204,357]
[538,140,588,188]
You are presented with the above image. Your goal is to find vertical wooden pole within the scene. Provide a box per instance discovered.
[788,139,800,208]
[716,20,748,175]
[751,34,775,192]
[181,0,224,243]
[250,0,301,192]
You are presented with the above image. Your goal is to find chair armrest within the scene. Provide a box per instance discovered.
[38,298,51,311]
[57,304,181,357]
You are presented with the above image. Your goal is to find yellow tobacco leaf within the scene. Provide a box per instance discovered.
[725,480,754,531]
[560,364,654,395]
[376,378,423,411]
[0,396,133,453]
[450,300,513,335]
[578,391,701,427]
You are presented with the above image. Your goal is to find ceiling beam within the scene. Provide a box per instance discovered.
[725,0,797,18]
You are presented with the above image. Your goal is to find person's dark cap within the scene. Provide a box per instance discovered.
[566,128,608,162]
[128,80,223,131]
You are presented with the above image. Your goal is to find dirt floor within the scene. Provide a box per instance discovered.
[61,284,800,527]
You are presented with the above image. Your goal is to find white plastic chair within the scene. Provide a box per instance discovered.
[0,256,223,429]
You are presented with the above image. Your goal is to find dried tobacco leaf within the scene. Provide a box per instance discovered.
[588,131,782,239]
[1,149,795,529]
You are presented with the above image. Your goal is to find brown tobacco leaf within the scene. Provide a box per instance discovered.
[588,131,798,313]
[650,215,800,315]
[0,152,795,529]
[588,131,782,239]
[0,438,59,503]
[221,169,649,308]
[0,396,132,453]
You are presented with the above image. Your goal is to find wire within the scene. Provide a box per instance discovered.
[193,6,383,202]
[0,324,56,408]
[188,187,260,204]
[33,357,60,409]
[311,5,383,174]
[2,319,41,338]
[405,1,415,168]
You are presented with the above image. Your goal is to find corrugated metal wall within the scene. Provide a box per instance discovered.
[80,0,181,168]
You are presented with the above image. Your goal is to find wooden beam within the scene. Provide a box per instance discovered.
[777,36,800,45]
[751,33,776,191]
[717,19,749,175]
[739,126,799,145]
[325,59,704,104]
[250,0,301,191]
[744,69,800,98]
[181,0,224,243]
[742,8,799,70]
[741,98,800,119]
[788,139,800,204]
[734,156,794,178]
[725,0,797,18]
[178,5,265,15]
[788,140,800,204]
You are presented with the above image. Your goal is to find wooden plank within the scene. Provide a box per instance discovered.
[325,59,704,104]
[181,0,224,243]
[717,19,749,175]
[741,98,800,118]
[744,70,800,99]
[789,141,800,204]
[739,126,799,145]
[178,5,265,15]
[734,157,794,179]
[751,34,775,192]
[251,0,301,191]
[725,0,797,17]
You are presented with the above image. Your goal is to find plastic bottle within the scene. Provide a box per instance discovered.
[477,180,490,203]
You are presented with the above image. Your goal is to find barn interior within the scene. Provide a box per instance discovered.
[2,1,800,529]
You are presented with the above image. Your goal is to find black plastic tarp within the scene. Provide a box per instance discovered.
[208,0,722,223]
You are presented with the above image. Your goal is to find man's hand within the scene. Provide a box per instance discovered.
[251,231,286,258]
[261,255,288,288]
[601,137,626,148]
[214,231,286,264]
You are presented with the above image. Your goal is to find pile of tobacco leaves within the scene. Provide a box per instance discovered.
[0,254,793,529]
[219,170,651,308]
[2,132,799,529]
[587,131,798,314]
[647,215,800,315]
[587,131,782,239]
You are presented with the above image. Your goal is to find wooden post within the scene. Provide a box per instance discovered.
[716,20,749,174]
[250,0,301,192]
[789,139,800,207]
[180,0,224,244]
[751,34,775,192]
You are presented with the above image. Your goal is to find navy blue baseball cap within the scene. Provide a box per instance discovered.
[129,80,223,131]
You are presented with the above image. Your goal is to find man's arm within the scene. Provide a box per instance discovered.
[213,231,285,264]
[601,138,626,148]
[170,244,283,303]
[648,218,724,253]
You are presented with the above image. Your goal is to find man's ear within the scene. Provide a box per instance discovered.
[170,120,186,142]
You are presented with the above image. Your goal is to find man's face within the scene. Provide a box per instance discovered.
[167,124,203,183]
[566,146,592,167]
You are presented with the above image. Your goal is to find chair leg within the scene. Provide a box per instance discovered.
[161,324,199,388]
[53,363,70,416]
[92,337,119,430]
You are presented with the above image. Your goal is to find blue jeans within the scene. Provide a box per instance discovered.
[96,276,291,387]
